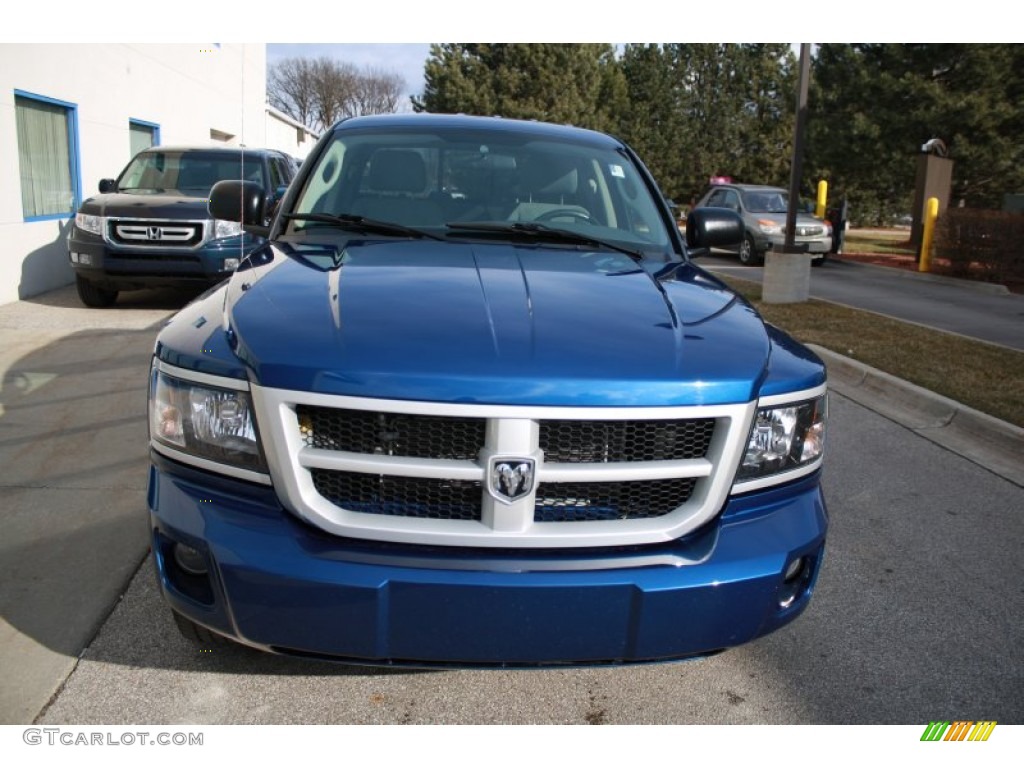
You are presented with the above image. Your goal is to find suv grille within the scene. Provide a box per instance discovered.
[108,219,206,248]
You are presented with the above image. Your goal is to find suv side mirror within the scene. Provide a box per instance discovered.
[98,178,117,193]
[210,180,268,236]
[685,208,743,257]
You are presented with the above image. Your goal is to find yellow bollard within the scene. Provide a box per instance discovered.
[815,180,828,219]
[919,197,939,272]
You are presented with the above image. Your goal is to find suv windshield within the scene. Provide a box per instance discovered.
[117,150,264,194]
[741,189,788,214]
[289,127,673,255]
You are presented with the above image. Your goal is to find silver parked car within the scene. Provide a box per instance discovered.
[694,183,833,266]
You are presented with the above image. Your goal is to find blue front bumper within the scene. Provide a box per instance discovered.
[149,456,827,666]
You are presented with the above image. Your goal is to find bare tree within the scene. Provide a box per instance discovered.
[268,57,406,133]
[351,68,405,117]
[268,57,319,129]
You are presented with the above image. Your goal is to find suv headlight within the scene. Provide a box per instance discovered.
[735,394,826,487]
[757,219,783,235]
[75,212,103,236]
[213,219,244,239]
[149,368,267,476]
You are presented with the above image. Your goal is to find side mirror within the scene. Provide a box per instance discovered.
[210,180,268,236]
[98,178,117,193]
[685,208,743,257]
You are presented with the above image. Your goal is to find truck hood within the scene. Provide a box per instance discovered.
[225,239,772,406]
[78,190,212,219]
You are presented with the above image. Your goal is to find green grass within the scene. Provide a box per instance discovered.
[719,275,1024,428]
[843,230,916,256]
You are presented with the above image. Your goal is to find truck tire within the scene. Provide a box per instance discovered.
[75,275,119,308]
[172,611,231,647]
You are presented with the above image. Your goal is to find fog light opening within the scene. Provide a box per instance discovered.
[778,556,811,609]
[173,542,209,576]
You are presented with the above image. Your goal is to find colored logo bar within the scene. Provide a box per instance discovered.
[921,721,997,741]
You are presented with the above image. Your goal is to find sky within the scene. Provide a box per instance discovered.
[267,44,432,109]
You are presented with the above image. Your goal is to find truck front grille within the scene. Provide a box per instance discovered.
[255,388,753,548]
[298,407,715,463]
[534,478,697,521]
[298,406,485,460]
[312,470,483,521]
[310,470,696,523]
[539,419,714,462]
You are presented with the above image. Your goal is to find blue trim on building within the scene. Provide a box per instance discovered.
[129,117,162,147]
[13,88,82,222]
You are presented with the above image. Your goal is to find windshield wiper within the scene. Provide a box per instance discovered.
[283,213,444,241]
[446,221,644,262]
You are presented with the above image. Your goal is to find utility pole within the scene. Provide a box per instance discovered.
[763,43,812,304]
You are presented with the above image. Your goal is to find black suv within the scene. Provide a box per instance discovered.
[67,146,296,306]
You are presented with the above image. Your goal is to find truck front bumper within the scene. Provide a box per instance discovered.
[149,456,827,666]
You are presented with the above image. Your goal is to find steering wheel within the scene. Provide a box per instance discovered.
[535,208,593,225]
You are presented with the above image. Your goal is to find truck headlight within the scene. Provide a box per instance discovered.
[736,395,826,484]
[75,212,103,236]
[213,219,244,239]
[149,369,266,474]
[757,219,783,235]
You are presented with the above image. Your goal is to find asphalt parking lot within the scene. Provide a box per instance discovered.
[2,283,1022,725]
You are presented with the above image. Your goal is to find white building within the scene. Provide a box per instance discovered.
[0,43,295,305]
[266,105,320,161]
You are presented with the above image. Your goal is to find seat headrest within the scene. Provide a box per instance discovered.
[368,150,427,193]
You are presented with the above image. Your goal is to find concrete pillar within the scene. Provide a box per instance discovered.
[762,251,811,304]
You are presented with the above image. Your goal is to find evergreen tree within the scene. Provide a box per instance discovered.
[809,44,1024,223]
[413,44,626,133]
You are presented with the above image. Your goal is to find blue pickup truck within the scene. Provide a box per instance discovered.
[147,114,828,666]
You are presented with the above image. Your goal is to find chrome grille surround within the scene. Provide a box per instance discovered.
[252,386,757,549]
[106,217,208,249]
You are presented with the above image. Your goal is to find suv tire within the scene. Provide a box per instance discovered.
[738,233,762,266]
[75,275,119,308]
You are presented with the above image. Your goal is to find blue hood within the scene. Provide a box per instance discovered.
[225,240,772,406]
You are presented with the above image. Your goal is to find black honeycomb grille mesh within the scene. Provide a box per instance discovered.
[534,478,697,522]
[298,406,485,460]
[539,419,715,462]
[311,470,483,521]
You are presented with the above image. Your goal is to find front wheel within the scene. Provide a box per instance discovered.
[75,274,119,307]
[812,254,827,268]
[172,611,231,647]
[738,234,762,265]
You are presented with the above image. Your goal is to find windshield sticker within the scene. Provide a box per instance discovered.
[609,164,625,178]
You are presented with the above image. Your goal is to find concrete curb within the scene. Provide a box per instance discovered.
[832,257,1012,296]
[809,344,1024,488]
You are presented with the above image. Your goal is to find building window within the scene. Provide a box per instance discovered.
[14,90,81,221]
[129,119,160,157]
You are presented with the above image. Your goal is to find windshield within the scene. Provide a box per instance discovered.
[289,127,674,254]
[117,151,264,194]
[741,189,789,214]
